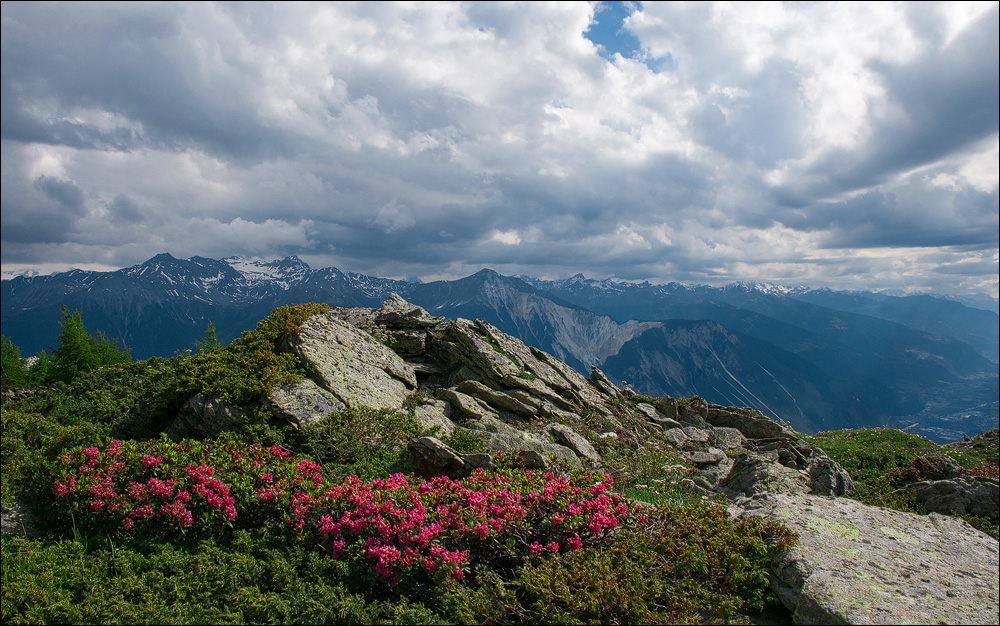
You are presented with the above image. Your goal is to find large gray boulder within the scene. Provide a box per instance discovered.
[720,453,811,497]
[732,493,1000,625]
[268,378,344,429]
[374,293,444,328]
[808,455,854,497]
[896,477,999,523]
[543,422,601,464]
[283,312,416,410]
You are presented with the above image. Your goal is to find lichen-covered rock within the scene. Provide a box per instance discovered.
[710,426,747,450]
[543,422,601,463]
[678,397,709,427]
[720,453,810,497]
[284,312,416,410]
[374,293,444,328]
[895,477,999,523]
[682,426,711,445]
[731,493,1000,625]
[635,402,681,428]
[411,398,457,438]
[170,393,245,438]
[663,427,688,448]
[808,455,854,496]
[589,366,620,397]
[456,380,539,418]
[435,388,499,421]
[408,436,494,478]
[706,404,795,440]
[384,328,427,356]
[268,378,344,429]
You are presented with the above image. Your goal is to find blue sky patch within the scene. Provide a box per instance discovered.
[584,1,643,61]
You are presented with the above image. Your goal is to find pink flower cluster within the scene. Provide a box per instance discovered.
[251,466,627,584]
[54,438,628,585]
[55,439,245,536]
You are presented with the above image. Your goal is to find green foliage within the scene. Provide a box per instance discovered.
[293,406,421,482]
[1,335,30,390]
[193,321,223,354]
[441,427,488,455]
[0,532,432,625]
[807,427,998,538]
[49,308,131,384]
[172,303,329,412]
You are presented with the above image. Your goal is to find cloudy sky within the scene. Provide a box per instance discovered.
[2,1,998,295]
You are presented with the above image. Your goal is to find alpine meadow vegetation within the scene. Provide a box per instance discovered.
[0,305,824,624]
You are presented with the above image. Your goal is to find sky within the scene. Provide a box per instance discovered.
[1,1,998,296]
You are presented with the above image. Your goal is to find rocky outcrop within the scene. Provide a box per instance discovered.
[731,493,1000,625]
[268,379,344,429]
[896,477,999,523]
[283,311,416,410]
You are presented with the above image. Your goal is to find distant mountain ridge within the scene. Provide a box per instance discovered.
[3,254,997,442]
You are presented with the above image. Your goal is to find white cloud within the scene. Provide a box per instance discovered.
[1,1,996,297]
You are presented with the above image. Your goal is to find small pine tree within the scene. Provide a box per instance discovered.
[49,307,131,383]
[194,321,223,354]
[1,334,29,389]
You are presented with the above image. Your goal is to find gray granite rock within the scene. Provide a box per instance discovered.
[896,477,999,523]
[543,422,601,463]
[284,312,416,410]
[268,378,344,429]
[731,493,1000,625]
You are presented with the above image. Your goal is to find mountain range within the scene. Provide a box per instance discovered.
[3,253,997,442]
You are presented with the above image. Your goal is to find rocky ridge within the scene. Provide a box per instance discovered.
[155,295,999,625]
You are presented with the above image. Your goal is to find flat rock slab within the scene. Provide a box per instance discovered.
[732,493,1000,625]
[286,312,416,410]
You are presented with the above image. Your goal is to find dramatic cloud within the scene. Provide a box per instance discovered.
[1,1,997,297]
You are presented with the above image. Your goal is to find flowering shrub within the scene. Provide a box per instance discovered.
[54,437,627,585]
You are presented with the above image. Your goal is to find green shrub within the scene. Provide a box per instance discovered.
[294,406,421,482]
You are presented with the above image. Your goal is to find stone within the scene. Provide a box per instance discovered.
[543,422,601,463]
[408,436,494,478]
[374,294,444,328]
[384,328,427,356]
[636,402,681,428]
[731,493,1000,625]
[268,378,344,429]
[446,319,524,384]
[589,367,620,397]
[411,399,457,438]
[479,431,582,468]
[1,499,41,538]
[170,393,245,438]
[676,397,708,423]
[896,477,999,523]
[682,426,711,445]
[688,448,727,465]
[655,396,679,421]
[435,388,499,421]
[710,426,746,450]
[663,427,688,448]
[808,455,854,496]
[284,312,416,410]
[719,453,810,498]
[456,380,539,418]
[706,404,795,440]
